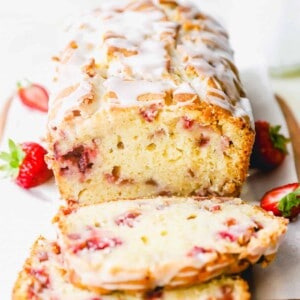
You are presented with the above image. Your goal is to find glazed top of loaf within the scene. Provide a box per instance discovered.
[48,0,253,128]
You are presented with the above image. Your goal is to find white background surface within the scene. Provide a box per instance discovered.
[0,0,300,121]
[0,1,300,299]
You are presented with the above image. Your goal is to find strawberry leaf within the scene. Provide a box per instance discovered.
[278,186,300,217]
[269,125,290,153]
[0,152,11,161]
[0,139,25,179]
[17,78,31,90]
[0,164,16,178]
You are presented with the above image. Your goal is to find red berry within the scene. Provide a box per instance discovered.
[250,120,290,171]
[115,211,141,227]
[217,231,236,242]
[260,182,300,219]
[72,235,122,254]
[17,81,49,112]
[0,139,53,189]
[187,246,212,257]
[28,268,50,289]
[139,104,161,122]
[182,116,194,129]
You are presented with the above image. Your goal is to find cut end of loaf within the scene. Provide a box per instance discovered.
[48,105,254,204]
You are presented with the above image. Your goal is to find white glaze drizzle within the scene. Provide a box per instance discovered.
[173,82,195,95]
[103,77,173,105]
[49,0,253,128]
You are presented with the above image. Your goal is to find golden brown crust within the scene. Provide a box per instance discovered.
[232,276,251,300]
[12,237,46,300]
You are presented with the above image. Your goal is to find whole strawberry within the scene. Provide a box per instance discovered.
[250,120,290,171]
[17,80,49,112]
[0,139,53,189]
[260,182,300,220]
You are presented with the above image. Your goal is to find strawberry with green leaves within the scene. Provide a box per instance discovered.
[0,139,53,189]
[250,120,290,171]
[260,183,300,220]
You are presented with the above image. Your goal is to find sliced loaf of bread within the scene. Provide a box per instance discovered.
[12,236,251,299]
[53,196,287,292]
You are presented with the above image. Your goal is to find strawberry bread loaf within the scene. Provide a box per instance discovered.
[53,196,287,292]
[46,0,255,204]
[13,236,250,299]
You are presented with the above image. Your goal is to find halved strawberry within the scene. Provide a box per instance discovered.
[250,120,290,171]
[17,80,49,112]
[260,183,300,219]
[0,139,53,189]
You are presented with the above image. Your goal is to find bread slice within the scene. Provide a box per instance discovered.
[53,197,287,292]
[12,236,250,299]
[46,0,254,204]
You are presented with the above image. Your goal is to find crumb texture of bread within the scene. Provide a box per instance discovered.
[46,0,255,204]
[52,197,287,292]
[12,236,251,299]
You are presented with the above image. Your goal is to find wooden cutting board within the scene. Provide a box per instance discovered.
[0,95,13,145]
[275,94,300,181]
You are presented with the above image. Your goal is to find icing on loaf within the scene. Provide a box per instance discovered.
[49,0,253,125]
